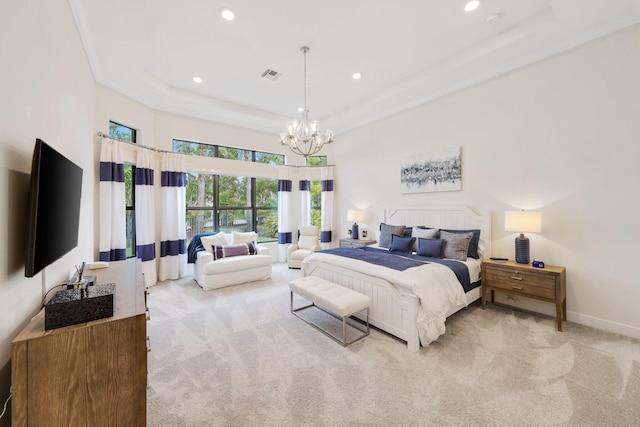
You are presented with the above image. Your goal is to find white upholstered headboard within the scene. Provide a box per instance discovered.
[384,205,492,258]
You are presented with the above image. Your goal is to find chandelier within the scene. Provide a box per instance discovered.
[280,46,333,157]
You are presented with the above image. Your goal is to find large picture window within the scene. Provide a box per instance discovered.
[176,139,280,243]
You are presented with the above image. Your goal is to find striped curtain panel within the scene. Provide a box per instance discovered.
[320,166,334,249]
[99,139,126,261]
[158,153,187,281]
[135,149,157,287]
[298,167,311,227]
[277,168,293,262]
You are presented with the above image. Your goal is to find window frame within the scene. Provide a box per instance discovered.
[109,121,137,258]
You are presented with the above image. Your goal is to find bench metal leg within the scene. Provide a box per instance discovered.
[290,291,370,347]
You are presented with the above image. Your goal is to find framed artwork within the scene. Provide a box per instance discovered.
[360,228,368,240]
[400,147,461,193]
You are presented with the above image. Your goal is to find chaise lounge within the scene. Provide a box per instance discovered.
[190,231,272,290]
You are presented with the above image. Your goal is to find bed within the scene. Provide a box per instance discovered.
[301,206,491,351]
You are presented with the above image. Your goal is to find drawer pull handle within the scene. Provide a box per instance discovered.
[511,276,523,281]
[146,336,151,352]
[512,285,523,290]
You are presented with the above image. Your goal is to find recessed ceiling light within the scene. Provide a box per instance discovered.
[297,107,304,112]
[220,8,235,21]
[352,72,362,80]
[464,1,480,12]
[193,76,203,83]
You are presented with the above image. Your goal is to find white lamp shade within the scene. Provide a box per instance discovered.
[347,209,363,222]
[505,211,542,233]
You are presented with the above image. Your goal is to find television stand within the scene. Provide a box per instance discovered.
[11,259,147,426]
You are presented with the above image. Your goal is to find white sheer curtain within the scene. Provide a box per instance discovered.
[298,167,311,227]
[277,167,294,262]
[320,166,334,249]
[159,153,187,280]
[135,148,157,286]
[99,139,126,261]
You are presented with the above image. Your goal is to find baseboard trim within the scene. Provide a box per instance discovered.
[567,312,640,340]
[492,294,640,340]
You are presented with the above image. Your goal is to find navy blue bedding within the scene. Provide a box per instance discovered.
[318,246,478,292]
[320,247,429,271]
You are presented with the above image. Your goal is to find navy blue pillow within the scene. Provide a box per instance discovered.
[389,234,415,253]
[417,238,445,258]
[440,229,481,259]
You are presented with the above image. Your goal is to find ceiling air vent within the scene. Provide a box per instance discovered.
[261,69,281,81]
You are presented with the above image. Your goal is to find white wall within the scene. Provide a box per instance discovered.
[334,24,640,337]
[0,0,96,424]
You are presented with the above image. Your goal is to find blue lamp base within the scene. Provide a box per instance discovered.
[515,233,530,264]
[351,223,359,240]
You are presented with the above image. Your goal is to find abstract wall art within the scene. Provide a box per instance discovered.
[400,147,461,193]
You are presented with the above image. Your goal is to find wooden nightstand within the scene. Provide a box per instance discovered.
[339,238,376,248]
[481,259,567,331]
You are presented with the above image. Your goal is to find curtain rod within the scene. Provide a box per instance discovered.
[96,131,334,166]
[96,132,173,154]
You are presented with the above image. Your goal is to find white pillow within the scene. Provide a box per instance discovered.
[298,235,318,250]
[411,227,439,251]
[201,232,229,254]
[232,231,258,244]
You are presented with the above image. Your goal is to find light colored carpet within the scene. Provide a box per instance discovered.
[146,263,640,426]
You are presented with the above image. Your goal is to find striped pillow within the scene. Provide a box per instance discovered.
[212,242,257,260]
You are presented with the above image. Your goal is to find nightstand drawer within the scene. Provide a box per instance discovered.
[485,271,556,300]
[485,267,556,291]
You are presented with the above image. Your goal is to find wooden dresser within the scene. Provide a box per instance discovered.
[481,259,567,331]
[11,259,148,426]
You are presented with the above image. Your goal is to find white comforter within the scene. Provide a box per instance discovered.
[303,251,472,346]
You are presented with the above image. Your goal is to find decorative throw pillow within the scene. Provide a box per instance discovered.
[440,228,481,259]
[411,227,439,251]
[379,223,406,249]
[417,238,445,258]
[232,231,258,245]
[212,242,257,260]
[440,231,473,261]
[389,234,415,253]
[201,232,229,254]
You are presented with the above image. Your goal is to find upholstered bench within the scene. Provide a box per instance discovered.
[289,276,370,346]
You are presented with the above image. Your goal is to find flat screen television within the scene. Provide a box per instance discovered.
[25,138,83,277]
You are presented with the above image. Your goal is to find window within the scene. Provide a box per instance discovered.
[305,155,327,167]
[185,173,278,244]
[175,139,281,244]
[305,156,327,227]
[185,173,215,243]
[109,121,137,143]
[310,180,322,227]
[172,139,284,165]
[109,121,137,258]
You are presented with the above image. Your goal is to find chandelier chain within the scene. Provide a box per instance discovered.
[303,47,307,110]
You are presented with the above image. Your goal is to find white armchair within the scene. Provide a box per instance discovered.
[287,225,321,269]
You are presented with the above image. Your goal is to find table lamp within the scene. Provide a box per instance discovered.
[505,211,542,264]
[347,209,363,240]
